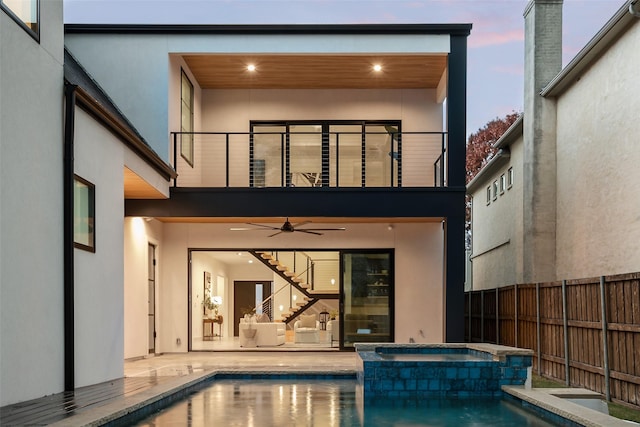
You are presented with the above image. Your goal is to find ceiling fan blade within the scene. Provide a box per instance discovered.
[291,220,311,228]
[245,223,280,229]
[299,227,346,231]
[295,229,323,236]
[268,231,284,237]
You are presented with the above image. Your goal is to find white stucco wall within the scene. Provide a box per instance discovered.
[0,0,65,405]
[470,137,524,290]
[125,221,445,352]
[64,32,450,163]
[73,108,126,387]
[554,20,640,280]
[123,217,163,359]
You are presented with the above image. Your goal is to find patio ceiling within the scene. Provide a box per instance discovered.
[182,54,448,89]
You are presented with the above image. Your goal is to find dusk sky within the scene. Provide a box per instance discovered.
[64,0,625,137]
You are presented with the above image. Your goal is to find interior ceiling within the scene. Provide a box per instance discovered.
[182,54,448,89]
[154,217,444,224]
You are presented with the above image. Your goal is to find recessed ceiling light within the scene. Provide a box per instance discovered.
[248,259,253,264]
[247,64,256,72]
[373,64,382,72]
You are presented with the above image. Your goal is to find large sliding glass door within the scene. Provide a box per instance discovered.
[341,250,393,348]
[251,121,401,188]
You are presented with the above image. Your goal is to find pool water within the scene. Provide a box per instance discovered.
[134,379,561,427]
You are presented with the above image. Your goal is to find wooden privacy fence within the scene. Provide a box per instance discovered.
[464,272,640,408]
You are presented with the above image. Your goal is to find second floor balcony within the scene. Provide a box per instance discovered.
[172,127,448,189]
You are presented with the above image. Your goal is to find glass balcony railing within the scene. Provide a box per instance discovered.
[170,131,447,188]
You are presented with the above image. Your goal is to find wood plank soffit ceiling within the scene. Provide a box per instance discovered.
[183,54,448,89]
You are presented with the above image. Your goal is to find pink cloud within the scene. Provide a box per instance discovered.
[469,29,524,48]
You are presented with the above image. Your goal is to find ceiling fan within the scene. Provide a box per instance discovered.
[230,218,346,237]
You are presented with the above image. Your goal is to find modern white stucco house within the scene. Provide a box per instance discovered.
[467,0,640,290]
[2,0,471,405]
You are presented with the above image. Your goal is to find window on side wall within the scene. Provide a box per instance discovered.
[1,0,39,40]
[492,180,498,201]
[180,69,194,167]
[486,187,491,205]
[74,175,95,252]
[500,174,506,194]
[507,167,514,189]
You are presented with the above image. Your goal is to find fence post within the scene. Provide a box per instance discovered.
[562,279,570,386]
[599,276,611,402]
[480,290,484,342]
[514,284,518,348]
[536,283,541,376]
[496,288,500,345]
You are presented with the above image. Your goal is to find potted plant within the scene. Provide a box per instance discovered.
[202,283,219,319]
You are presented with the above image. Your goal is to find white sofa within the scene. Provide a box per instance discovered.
[239,319,286,347]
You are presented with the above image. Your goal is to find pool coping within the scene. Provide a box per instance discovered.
[503,386,635,427]
[354,342,535,358]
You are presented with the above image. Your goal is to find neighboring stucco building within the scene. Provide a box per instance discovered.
[2,0,471,405]
[468,0,640,290]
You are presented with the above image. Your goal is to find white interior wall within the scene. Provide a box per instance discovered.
[142,221,444,351]
[73,108,125,387]
[0,0,65,405]
[190,253,229,340]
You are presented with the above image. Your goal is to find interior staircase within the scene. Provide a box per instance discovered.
[250,250,338,324]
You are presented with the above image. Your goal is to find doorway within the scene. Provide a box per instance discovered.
[148,243,156,354]
[233,281,272,336]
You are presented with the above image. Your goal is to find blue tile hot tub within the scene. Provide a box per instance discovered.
[355,343,533,398]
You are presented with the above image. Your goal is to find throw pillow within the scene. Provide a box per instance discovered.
[300,314,316,328]
[257,313,270,323]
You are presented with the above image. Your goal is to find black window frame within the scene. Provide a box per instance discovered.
[180,68,195,167]
[73,175,95,253]
[1,0,40,42]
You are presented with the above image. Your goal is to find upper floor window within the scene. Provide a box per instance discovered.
[486,187,491,205]
[1,0,39,40]
[507,167,514,189]
[180,69,194,167]
[492,180,498,201]
[499,174,506,194]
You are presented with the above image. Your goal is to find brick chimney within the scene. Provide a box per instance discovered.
[522,0,562,282]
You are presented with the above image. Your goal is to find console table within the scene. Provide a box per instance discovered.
[203,316,223,340]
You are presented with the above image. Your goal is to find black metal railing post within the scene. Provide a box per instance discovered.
[173,132,178,187]
[225,133,230,187]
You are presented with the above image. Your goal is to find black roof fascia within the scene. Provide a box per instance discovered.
[64,23,472,36]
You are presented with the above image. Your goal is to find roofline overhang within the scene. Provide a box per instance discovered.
[466,149,511,194]
[494,115,524,150]
[69,84,177,181]
[64,23,472,36]
[541,1,638,97]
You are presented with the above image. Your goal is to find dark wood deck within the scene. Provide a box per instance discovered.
[0,376,172,426]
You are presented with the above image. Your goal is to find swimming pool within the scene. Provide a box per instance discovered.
[133,378,564,426]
